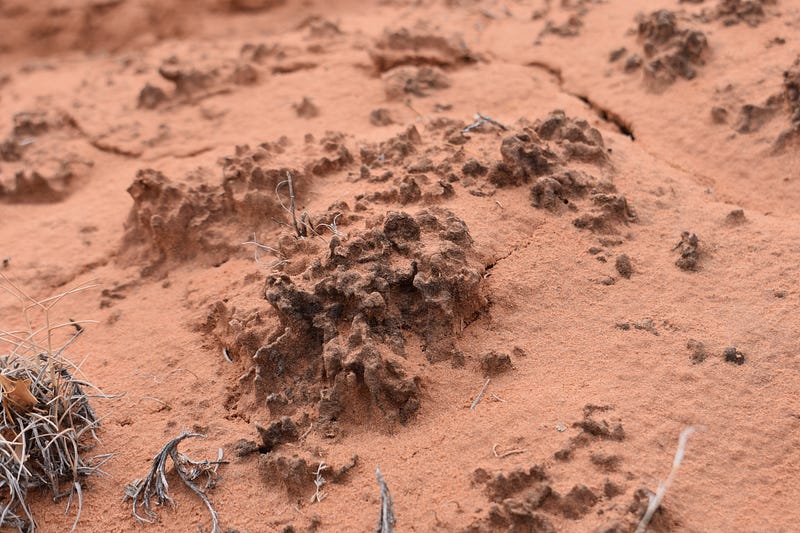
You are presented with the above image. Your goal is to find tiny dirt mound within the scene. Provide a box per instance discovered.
[0,110,92,204]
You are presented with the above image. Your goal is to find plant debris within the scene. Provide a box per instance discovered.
[375,467,396,533]
[0,274,110,532]
[124,432,226,533]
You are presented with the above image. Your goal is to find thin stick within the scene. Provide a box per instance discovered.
[492,444,526,458]
[276,172,303,238]
[470,379,490,411]
[375,467,395,533]
[635,426,704,533]
[462,113,508,133]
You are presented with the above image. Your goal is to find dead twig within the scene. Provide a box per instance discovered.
[375,467,395,533]
[242,234,288,270]
[316,213,347,241]
[462,113,508,133]
[492,444,526,458]
[124,432,227,533]
[310,462,328,504]
[635,426,704,533]
[470,379,491,412]
[276,172,305,238]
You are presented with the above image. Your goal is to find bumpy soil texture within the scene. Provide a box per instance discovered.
[1,0,799,531]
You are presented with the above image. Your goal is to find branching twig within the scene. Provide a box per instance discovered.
[124,432,226,533]
[316,213,347,241]
[310,462,328,504]
[635,426,704,533]
[462,113,508,133]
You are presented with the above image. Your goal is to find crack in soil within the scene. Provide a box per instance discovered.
[485,238,534,273]
[525,60,635,141]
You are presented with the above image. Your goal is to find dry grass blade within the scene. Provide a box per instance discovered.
[635,425,704,533]
[375,467,395,533]
[470,378,490,412]
[276,171,304,238]
[0,274,108,532]
[124,432,226,533]
[242,234,288,270]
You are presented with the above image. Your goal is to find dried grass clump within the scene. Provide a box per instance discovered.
[0,273,111,532]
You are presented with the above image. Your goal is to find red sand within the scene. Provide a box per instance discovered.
[1,1,799,531]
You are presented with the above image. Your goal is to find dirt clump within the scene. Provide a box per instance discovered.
[469,464,605,530]
[774,56,800,151]
[382,65,451,99]
[714,0,775,27]
[615,254,633,279]
[361,125,422,166]
[137,83,169,110]
[256,416,299,452]
[293,97,320,118]
[687,339,708,364]
[568,405,626,448]
[121,143,306,274]
[0,110,90,203]
[735,102,778,133]
[226,0,286,13]
[226,208,487,434]
[673,231,700,271]
[479,351,513,376]
[725,208,747,225]
[633,10,709,89]
[151,55,259,105]
[723,346,746,365]
[469,110,634,234]
[369,27,475,72]
[370,108,395,126]
[309,132,354,176]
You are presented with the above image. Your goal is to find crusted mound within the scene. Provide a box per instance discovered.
[714,0,776,27]
[121,143,304,274]
[775,55,800,151]
[464,110,634,234]
[633,10,709,89]
[224,208,486,432]
[369,27,475,72]
[466,406,674,533]
[0,110,91,203]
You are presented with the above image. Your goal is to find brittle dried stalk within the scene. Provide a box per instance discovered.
[310,462,328,504]
[124,432,226,533]
[375,467,395,533]
[276,171,304,238]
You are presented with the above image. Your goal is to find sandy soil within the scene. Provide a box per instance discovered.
[1,0,799,531]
